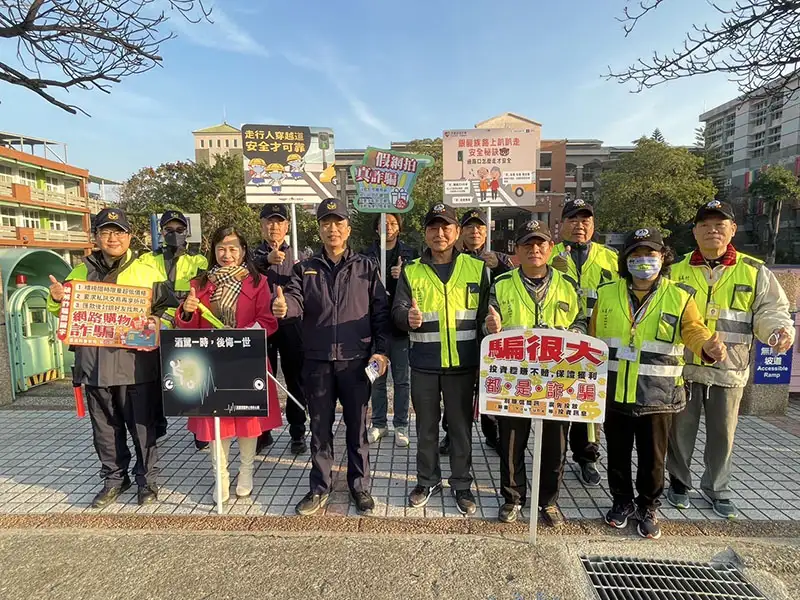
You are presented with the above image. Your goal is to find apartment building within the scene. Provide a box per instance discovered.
[0,133,96,265]
[193,122,243,165]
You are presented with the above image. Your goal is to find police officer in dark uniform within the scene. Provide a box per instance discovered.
[253,204,308,454]
[272,198,389,516]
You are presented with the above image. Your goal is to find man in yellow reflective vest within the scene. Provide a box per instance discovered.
[392,203,490,515]
[549,198,618,487]
[666,200,795,519]
[137,210,208,444]
[484,219,587,526]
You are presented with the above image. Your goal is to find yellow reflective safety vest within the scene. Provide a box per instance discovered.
[493,267,579,330]
[404,252,485,370]
[594,278,692,409]
[670,252,760,371]
[550,242,618,317]
[136,250,208,328]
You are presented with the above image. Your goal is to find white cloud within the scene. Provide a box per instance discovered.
[168,3,269,57]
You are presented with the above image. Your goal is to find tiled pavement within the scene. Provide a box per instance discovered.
[1,403,799,522]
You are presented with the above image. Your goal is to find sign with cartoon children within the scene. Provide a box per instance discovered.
[479,329,608,424]
[242,124,337,204]
[350,147,434,213]
[442,128,540,207]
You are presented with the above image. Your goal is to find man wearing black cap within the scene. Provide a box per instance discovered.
[138,210,208,442]
[47,208,164,507]
[392,203,491,515]
[253,204,307,455]
[272,198,389,516]
[484,219,587,526]
[667,200,795,519]
[549,198,618,487]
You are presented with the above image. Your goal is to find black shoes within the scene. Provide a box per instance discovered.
[452,488,477,515]
[290,437,308,454]
[351,490,375,514]
[579,462,601,487]
[540,504,565,528]
[194,435,209,451]
[256,431,274,454]
[439,434,450,456]
[296,491,330,516]
[498,503,521,523]
[409,483,443,508]
[90,476,132,508]
[137,484,158,506]
[605,501,636,529]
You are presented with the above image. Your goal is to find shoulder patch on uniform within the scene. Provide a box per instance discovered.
[561,273,578,288]
[675,282,697,297]
[557,301,570,312]
[303,270,318,276]
[597,280,617,289]
[742,256,763,269]
[494,271,514,283]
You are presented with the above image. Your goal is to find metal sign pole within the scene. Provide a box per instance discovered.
[486,205,493,251]
[380,213,387,284]
[290,204,300,262]
[529,418,543,545]
[214,416,224,515]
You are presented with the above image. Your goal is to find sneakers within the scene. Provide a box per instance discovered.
[636,507,662,539]
[439,433,450,455]
[605,501,636,529]
[367,426,388,444]
[90,476,132,508]
[351,490,375,514]
[711,499,738,519]
[666,485,691,509]
[409,483,442,508]
[137,484,158,506]
[452,488,477,515]
[498,503,521,523]
[290,437,308,455]
[579,463,601,487]
[540,504,565,528]
[194,436,209,452]
[255,431,274,454]
[394,427,410,448]
[295,492,330,516]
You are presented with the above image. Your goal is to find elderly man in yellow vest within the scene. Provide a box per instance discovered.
[550,198,618,487]
[392,203,491,515]
[667,200,795,519]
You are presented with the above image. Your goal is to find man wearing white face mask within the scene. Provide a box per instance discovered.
[666,201,795,519]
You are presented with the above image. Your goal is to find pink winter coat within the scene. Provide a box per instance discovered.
[176,273,283,440]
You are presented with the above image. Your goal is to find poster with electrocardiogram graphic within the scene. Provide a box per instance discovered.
[159,329,268,417]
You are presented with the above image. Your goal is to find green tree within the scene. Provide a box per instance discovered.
[694,125,728,200]
[595,137,716,235]
[748,165,800,265]
[650,128,666,143]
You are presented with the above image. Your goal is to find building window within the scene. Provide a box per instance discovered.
[45,176,62,192]
[0,207,16,227]
[225,139,230,148]
[200,139,205,148]
[234,138,238,147]
[0,165,11,182]
[539,152,552,169]
[539,179,552,192]
[217,139,221,148]
[22,209,40,228]
[581,190,594,203]
[48,212,66,231]
[18,170,36,187]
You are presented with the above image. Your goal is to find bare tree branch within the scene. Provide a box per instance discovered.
[0,0,211,115]
[608,0,800,99]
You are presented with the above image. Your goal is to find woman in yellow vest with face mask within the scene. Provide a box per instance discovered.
[591,227,726,540]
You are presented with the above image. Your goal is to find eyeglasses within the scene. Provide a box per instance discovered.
[96,229,129,240]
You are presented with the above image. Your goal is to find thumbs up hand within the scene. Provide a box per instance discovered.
[408,298,423,330]
[268,248,286,265]
[702,332,728,363]
[390,256,403,279]
[183,286,199,314]
[272,286,288,319]
[551,246,571,273]
[485,305,502,334]
[48,274,65,302]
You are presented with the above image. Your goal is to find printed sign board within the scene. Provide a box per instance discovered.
[351,147,433,213]
[753,340,793,384]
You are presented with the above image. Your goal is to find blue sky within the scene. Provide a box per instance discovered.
[1,0,741,183]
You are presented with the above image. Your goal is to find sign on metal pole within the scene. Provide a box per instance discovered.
[479,329,609,544]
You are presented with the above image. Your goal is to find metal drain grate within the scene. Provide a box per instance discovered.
[580,555,769,599]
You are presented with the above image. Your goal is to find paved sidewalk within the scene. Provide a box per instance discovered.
[1,403,799,522]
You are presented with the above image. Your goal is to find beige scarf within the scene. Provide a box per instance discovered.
[207,265,248,327]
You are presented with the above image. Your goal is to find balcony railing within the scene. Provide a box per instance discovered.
[0,225,90,245]
[0,181,89,210]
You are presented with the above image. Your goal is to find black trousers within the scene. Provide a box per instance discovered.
[411,369,475,490]
[267,321,307,440]
[605,409,673,510]
[85,381,160,487]
[304,359,370,495]
[568,422,601,465]
[497,417,568,507]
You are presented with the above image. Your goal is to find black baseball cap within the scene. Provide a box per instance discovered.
[622,227,664,256]
[694,200,735,223]
[260,204,288,220]
[316,197,348,221]
[460,209,487,227]
[160,210,188,229]
[515,220,552,244]
[93,208,131,232]
[562,198,594,219]
[423,203,458,227]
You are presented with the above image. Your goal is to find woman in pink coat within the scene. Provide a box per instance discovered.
[176,226,282,503]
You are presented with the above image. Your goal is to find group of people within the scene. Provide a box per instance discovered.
[46,196,795,541]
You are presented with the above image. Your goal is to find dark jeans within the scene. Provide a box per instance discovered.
[497,416,568,507]
[569,422,601,465]
[411,369,475,490]
[86,381,160,487]
[370,336,410,429]
[304,359,370,495]
[605,409,673,510]
[267,321,307,440]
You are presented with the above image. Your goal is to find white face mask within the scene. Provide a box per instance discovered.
[627,256,662,279]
